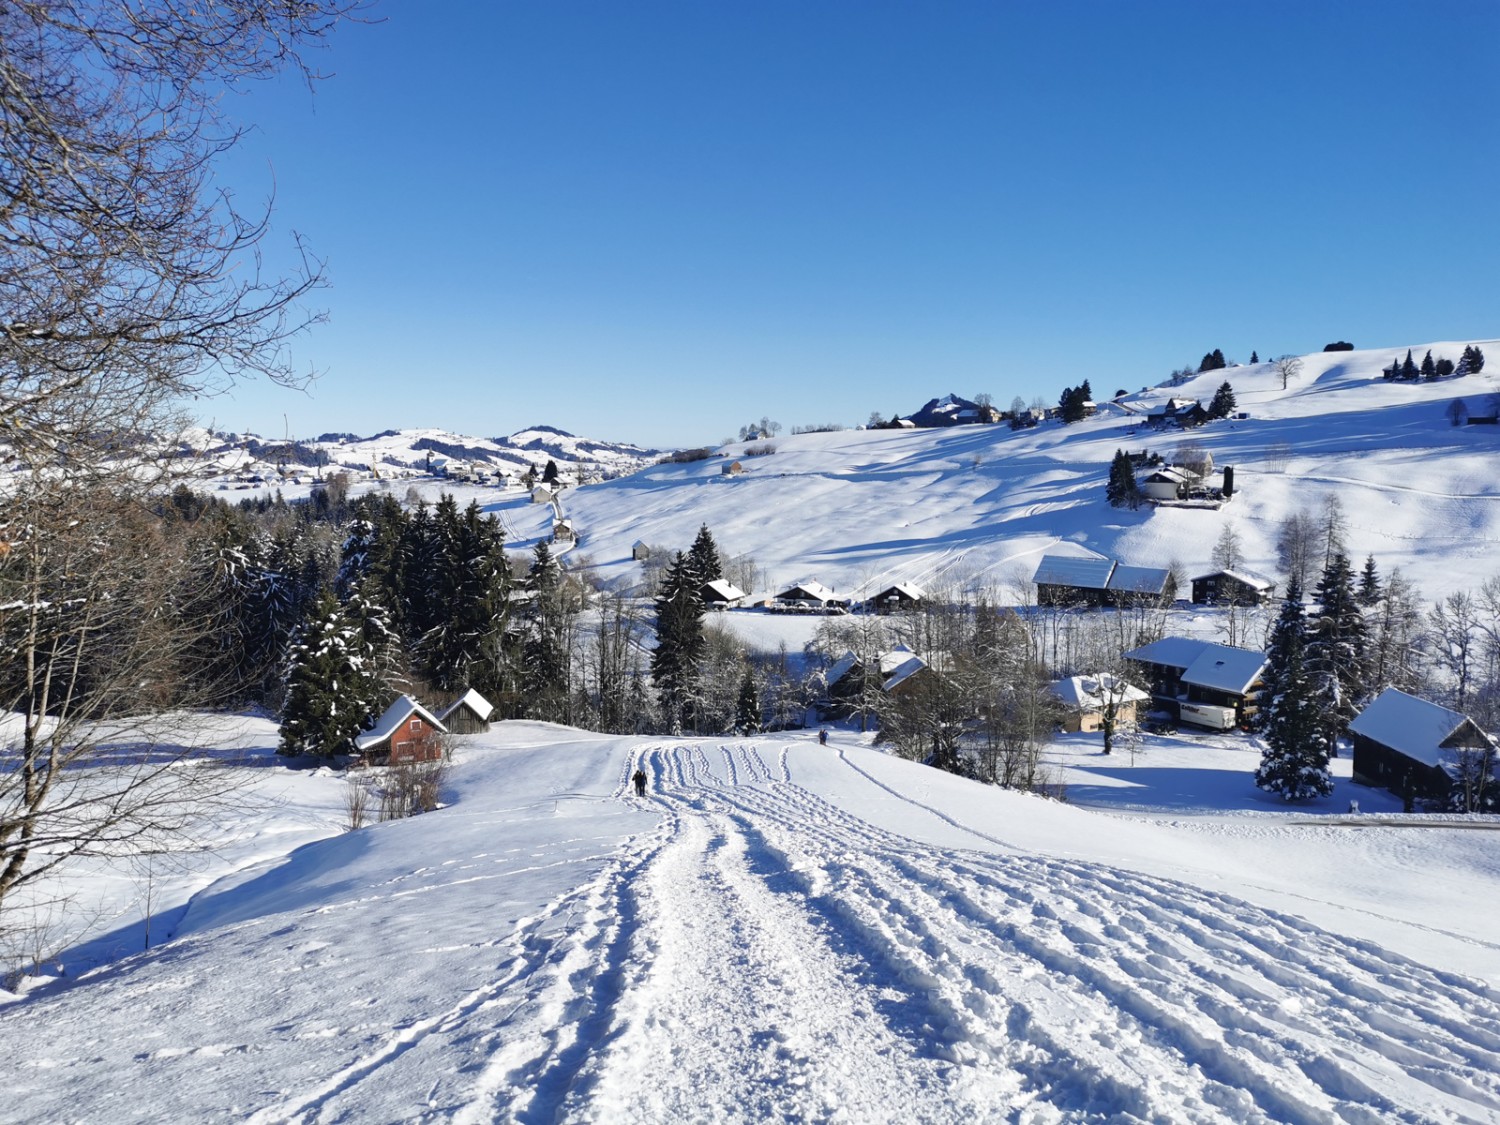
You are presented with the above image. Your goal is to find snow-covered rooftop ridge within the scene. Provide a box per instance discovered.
[1347,688,1489,767]
[439,688,495,724]
[1125,637,1268,695]
[1049,674,1150,710]
[1192,568,1275,589]
[1033,554,1115,590]
[776,580,845,603]
[702,578,747,601]
[354,694,447,750]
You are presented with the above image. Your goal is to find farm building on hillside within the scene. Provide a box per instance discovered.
[863,582,925,613]
[1124,637,1267,729]
[355,695,448,764]
[1348,689,1497,809]
[631,540,651,561]
[530,484,556,505]
[721,460,744,475]
[1048,675,1150,733]
[438,688,495,734]
[1191,569,1276,606]
[1033,555,1175,608]
[701,578,748,609]
[771,581,850,613]
[552,517,576,543]
[1143,398,1208,429]
[1139,466,1197,502]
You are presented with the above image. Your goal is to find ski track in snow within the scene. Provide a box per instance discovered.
[250,741,1500,1124]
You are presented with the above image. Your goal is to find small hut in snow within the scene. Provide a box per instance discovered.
[355,695,448,765]
[438,688,495,735]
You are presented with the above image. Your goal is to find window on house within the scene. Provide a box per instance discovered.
[410,719,421,731]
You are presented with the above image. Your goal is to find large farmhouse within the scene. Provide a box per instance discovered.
[771,581,850,614]
[1348,689,1496,808]
[701,578,748,609]
[1124,637,1267,729]
[825,645,937,716]
[863,582,925,614]
[1032,554,1175,608]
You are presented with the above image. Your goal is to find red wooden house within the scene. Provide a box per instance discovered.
[355,695,448,765]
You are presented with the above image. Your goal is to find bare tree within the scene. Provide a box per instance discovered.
[1447,399,1470,427]
[1273,354,1304,390]
[1429,592,1480,711]
[1211,524,1244,572]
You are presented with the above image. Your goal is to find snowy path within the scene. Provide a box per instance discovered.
[8,734,1500,1123]
[331,742,1500,1123]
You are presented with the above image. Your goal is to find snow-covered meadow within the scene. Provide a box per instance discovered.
[4,720,1499,1122]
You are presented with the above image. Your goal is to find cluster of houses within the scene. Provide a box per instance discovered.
[1032,553,1275,609]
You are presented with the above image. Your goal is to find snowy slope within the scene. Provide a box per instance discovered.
[540,338,1500,604]
[5,724,1499,1122]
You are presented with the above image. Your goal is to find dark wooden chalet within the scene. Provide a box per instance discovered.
[771,581,850,613]
[1124,637,1267,728]
[438,688,495,735]
[863,582,925,614]
[1191,569,1275,606]
[700,578,747,609]
[355,695,448,765]
[1348,689,1496,806]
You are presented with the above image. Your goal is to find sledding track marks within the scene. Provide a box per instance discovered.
[560,741,1500,1124]
[255,739,1500,1122]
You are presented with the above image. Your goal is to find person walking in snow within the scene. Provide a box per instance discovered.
[632,767,647,797]
[818,729,828,746]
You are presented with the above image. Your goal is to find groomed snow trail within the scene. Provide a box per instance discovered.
[412,740,1500,1124]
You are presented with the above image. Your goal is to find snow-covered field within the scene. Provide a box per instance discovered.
[5,720,1500,1122]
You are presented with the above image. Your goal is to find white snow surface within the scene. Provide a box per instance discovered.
[6,721,1500,1123]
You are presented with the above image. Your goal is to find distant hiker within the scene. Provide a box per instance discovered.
[632,767,647,797]
[818,729,828,746]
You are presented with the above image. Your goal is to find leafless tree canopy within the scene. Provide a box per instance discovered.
[0,0,363,465]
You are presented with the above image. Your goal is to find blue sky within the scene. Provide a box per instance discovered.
[216,1,1498,448]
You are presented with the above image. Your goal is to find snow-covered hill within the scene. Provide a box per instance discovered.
[5,723,1498,1121]
[183,424,661,491]
[539,338,1500,603]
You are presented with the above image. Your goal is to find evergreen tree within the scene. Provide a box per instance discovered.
[1400,349,1418,380]
[522,539,572,722]
[735,666,762,734]
[687,523,724,585]
[1308,551,1368,759]
[1208,381,1237,420]
[1454,354,1471,378]
[542,459,560,486]
[1249,351,1259,364]
[279,589,382,759]
[1255,588,1332,800]
[335,516,377,601]
[1435,357,1455,378]
[1106,449,1140,509]
[652,552,706,731]
[1058,385,1088,424]
[1420,350,1436,380]
[1463,344,1486,374]
[1358,555,1381,607]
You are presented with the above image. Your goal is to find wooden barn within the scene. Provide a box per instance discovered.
[863,582,925,614]
[1032,555,1174,608]
[1348,689,1496,807]
[1191,569,1275,606]
[438,688,495,735]
[721,460,744,475]
[355,695,448,765]
[631,540,651,561]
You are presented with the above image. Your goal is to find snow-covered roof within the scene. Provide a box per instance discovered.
[438,688,494,724]
[1348,689,1487,768]
[826,650,860,686]
[355,695,448,751]
[1142,467,1192,484]
[1107,565,1171,595]
[1125,638,1268,695]
[1033,554,1115,590]
[867,582,925,602]
[1049,674,1149,711]
[776,580,844,604]
[881,653,929,693]
[702,578,747,602]
[1192,568,1275,590]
